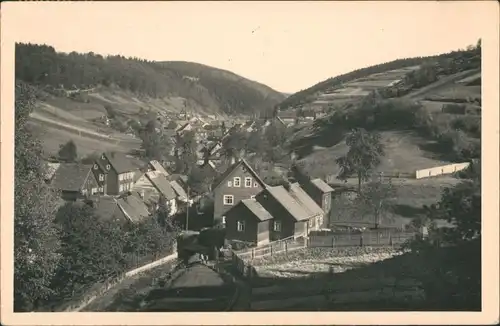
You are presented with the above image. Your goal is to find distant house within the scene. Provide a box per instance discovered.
[277,110,297,126]
[225,198,273,246]
[51,163,99,201]
[287,182,324,231]
[255,185,314,241]
[90,195,150,225]
[293,168,334,228]
[148,160,170,176]
[94,152,141,195]
[212,159,267,226]
[176,122,193,134]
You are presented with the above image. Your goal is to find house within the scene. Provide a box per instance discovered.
[224,198,273,246]
[212,158,267,226]
[287,182,324,231]
[148,160,170,176]
[294,171,334,228]
[176,121,193,134]
[277,110,297,126]
[51,163,99,201]
[90,195,150,225]
[94,152,141,195]
[132,171,178,215]
[145,171,178,215]
[255,185,314,241]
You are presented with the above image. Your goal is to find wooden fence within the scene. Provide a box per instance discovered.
[307,230,416,248]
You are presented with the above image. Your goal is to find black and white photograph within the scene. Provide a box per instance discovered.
[1,1,498,325]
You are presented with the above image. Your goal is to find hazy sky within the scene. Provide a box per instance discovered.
[4,1,485,93]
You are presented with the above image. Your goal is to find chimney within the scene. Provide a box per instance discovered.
[139,190,145,199]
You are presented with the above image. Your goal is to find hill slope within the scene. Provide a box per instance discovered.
[15,43,285,117]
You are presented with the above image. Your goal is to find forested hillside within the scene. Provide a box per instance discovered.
[280,41,481,110]
[15,43,285,116]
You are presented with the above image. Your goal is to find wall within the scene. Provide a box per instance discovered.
[225,204,258,243]
[415,162,470,179]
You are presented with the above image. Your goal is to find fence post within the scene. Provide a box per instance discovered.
[360,233,364,247]
[251,248,255,259]
[389,233,393,247]
[332,236,335,248]
[270,243,273,256]
[285,240,288,253]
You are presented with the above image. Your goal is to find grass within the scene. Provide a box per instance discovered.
[27,121,138,158]
[298,130,453,180]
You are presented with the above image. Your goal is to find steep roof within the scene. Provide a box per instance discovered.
[212,158,266,191]
[149,160,169,176]
[92,196,127,224]
[263,185,312,221]
[310,178,334,193]
[104,152,139,174]
[170,180,188,201]
[44,162,61,181]
[116,195,150,224]
[240,199,273,221]
[288,183,324,218]
[145,171,177,200]
[51,163,93,191]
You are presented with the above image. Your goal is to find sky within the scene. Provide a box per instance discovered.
[3,1,487,94]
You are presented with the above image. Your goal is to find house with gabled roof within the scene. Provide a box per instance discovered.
[287,182,324,231]
[93,152,141,195]
[51,163,99,201]
[255,185,315,241]
[43,162,61,184]
[116,195,151,224]
[224,198,273,246]
[132,170,178,215]
[211,158,267,226]
[148,160,169,176]
[291,164,334,228]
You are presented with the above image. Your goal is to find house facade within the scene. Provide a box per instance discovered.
[51,163,99,201]
[95,152,140,195]
[254,185,312,241]
[224,199,272,246]
[212,159,267,226]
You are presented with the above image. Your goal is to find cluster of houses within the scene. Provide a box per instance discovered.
[211,159,334,246]
[44,153,190,225]
[44,145,334,248]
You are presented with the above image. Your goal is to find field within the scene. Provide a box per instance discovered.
[298,130,452,180]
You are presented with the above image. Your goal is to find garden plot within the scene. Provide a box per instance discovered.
[253,250,399,279]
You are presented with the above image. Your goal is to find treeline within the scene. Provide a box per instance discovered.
[15,43,284,116]
[14,81,179,312]
[304,95,481,163]
[280,40,481,110]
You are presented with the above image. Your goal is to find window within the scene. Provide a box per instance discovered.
[93,164,98,170]
[223,195,234,205]
[222,216,226,224]
[273,221,281,232]
[309,219,314,227]
[227,181,232,187]
[233,177,241,187]
[250,195,255,199]
[245,177,252,187]
[253,182,258,188]
[98,186,104,193]
[99,174,104,182]
[91,188,98,195]
[101,154,106,160]
[106,164,111,171]
[119,184,124,192]
[237,220,245,232]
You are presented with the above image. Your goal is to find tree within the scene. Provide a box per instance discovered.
[104,104,116,119]
[352,178,397,229]
[187,165,217,194]
[58,140,78,162]
[14,81,62,311]
[140,119,174,162]
[53,202,127,300]
[174,131,198,174]
[335,128,385,193]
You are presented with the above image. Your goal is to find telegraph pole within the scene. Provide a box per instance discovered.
[185,184,190,231]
